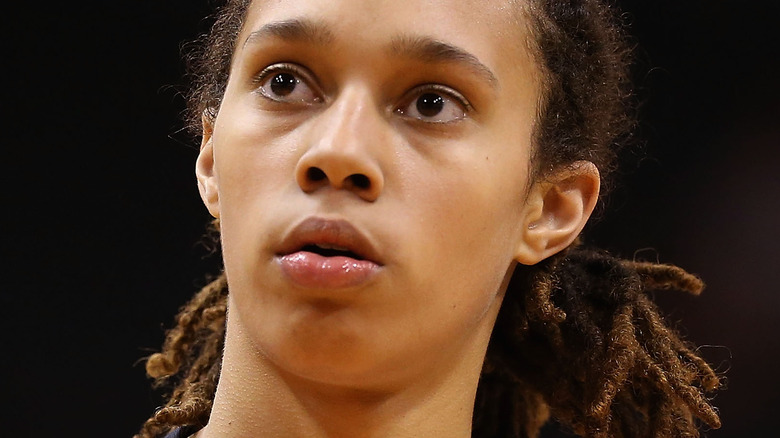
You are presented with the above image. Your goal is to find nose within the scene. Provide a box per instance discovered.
[295,90,386,202]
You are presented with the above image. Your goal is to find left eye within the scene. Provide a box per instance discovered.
[397,88,469,123]
[255,65,321,105]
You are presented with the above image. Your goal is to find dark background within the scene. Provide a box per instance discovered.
[4,1,779,436]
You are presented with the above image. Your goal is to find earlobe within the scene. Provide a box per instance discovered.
[196,116,220,218]
[514,161,600,265]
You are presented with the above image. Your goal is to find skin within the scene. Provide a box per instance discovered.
[195,0,600,436]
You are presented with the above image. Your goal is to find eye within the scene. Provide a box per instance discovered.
[396,86,470,124]
[254,64,321,105]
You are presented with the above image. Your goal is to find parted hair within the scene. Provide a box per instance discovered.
[136,0,722,437]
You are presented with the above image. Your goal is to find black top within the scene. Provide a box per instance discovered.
[162,425,202,438]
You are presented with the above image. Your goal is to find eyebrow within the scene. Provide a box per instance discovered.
[242,18,498,88]
[243,18,335,47]
[388,35,498,87]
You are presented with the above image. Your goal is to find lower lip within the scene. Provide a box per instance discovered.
[278,251,381,289]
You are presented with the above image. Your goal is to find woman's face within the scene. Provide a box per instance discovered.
[200,0,543,388]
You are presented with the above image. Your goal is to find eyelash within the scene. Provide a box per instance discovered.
[252,63,322,104]
[253,63,305,87]
[395,83,472,123]
[407,84,471,111]
[251,63,473,122]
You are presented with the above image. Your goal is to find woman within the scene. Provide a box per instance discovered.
[137,0,721,436]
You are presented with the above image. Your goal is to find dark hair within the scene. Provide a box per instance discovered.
[136,1,721,437]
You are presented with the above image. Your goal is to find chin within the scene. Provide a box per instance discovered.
[258,305,402,389]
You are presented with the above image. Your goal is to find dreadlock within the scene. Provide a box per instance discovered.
[139,269,227,437]
[137,245,721,438]
[474,246,721,437]
[137,0,722,436]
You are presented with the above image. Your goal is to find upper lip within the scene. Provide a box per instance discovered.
[275,217,383,265]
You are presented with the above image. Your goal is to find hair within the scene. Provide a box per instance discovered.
[136,0,722,437]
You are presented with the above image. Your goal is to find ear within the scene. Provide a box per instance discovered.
[196,114,220,218]
[514,161,600,265]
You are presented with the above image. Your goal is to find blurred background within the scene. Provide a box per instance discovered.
[3,0,778,436]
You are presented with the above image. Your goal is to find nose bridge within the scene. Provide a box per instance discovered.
[320,86,380,154]
[296,84,386,200]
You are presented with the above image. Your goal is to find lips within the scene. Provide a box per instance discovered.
[275,217,383,289]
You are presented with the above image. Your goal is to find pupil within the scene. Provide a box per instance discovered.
[416,93,444,117]
[270,73,297,96]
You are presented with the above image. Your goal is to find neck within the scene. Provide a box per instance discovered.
[200,313,492,438]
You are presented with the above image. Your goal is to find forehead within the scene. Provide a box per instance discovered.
[243,0,521,28]
[236,0,538,85]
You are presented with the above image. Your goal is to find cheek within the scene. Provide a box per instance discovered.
[398,147,531,320]
[214,120,292,206]
[413,150,530,261]
[211,107,302,278]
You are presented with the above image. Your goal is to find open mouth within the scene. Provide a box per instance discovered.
[300,244,364,260]
[276,217,381,266]
[276,218,382,288]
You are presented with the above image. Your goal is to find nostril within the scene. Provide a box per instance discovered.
[300,166,374,193]
[348,174,371,190]
[307,167,327,182]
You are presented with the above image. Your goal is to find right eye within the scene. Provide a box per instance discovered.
[255,64,321,105]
